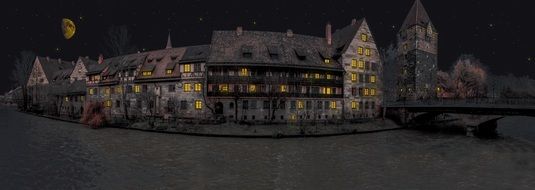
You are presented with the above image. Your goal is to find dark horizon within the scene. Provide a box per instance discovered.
[2,0,534,93]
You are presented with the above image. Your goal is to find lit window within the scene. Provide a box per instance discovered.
[357,47,364,55]
[184,64,191,73]
[351,101,359,110]
[364,88,370,96]
[142,71,152,76]
[351,59,357,68]
[240,68,249,76]
[304,73,309,79]
[280,85,287,93]
[134,85,141,93]
[195,100,202,110]
[105,100,112,107]
[326,74,333,80]
[116,86,122,94]
[324,59,330,64]
[290,114,297,120]
[65,97,69,102]
[330,101,337,109]
[358,60,365,69]
[194,83,202,92]
[89,88,94,95]
[297,100,304,109]
[249,84,256,93]
[315,73,320,79]
[370,75,376,83]
[437,87,441,92]
[166,69,173,75]
[325,87,332,95]
[220,84,229,92]
[184,83,191,92]
[361,34,368,42]
[371,88,376,96]
[351,73,357,82]
[365,48,371,56]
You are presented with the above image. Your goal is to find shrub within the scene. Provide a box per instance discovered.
[80,101,107,129]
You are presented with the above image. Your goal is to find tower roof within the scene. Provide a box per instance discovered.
[166,32,172,49]
[400,0,434,31]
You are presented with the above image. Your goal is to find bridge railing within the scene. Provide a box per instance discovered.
[386,98,535,107]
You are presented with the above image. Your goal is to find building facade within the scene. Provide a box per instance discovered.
[397,0,439,100]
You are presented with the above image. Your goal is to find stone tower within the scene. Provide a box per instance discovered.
[397,0,438,100]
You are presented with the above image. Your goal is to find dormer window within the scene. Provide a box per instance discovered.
[240,68,249,76]
[241,45,253,58]
[142,71,152,76]
[184,64,192,73]
[324,59,331,64]
[166,69,173,75]
[295,49,307,60]
[357,47,364,55]
[268,46,280,60]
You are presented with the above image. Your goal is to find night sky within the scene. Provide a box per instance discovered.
[1,0,534,93]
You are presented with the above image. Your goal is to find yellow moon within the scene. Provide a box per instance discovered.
[61,18,76,39]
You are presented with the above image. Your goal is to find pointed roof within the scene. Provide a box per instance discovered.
[400,0,434,31]
[332,18,365,54]
[166,32,172,49]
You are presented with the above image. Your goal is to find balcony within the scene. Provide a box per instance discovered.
[207,76,343,87]
[207,91,343,99]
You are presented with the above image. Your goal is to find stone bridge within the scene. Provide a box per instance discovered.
[384,98,535,136]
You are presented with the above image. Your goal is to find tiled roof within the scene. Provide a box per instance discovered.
[332,18,365,56]
[135,47,187,81]
[400,0,434,31]
[180,45,210,63]
[207,30,343,71]
[36,56,75,82]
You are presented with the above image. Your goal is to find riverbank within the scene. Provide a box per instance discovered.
[19,109,403,138]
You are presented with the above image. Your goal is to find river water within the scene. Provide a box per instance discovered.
[1,106,535,189]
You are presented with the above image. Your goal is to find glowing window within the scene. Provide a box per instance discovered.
[134,85,141,93]
[351,101,359,110]
[240,68,249,76]
[351,73,357,82]
[351,59,357,68]
[361,34,368,42]
[324,59,330,64]
[371,88,376,96]
[358,60,365,69]
[89,88,94,95]
[365,48,371,56]
[330,101,337,109]
[105,100,112,107]
[280,85,287,93]
[184,83,191,92]
[166,69,173,75]
[249,84,256,93]
[220,84,229,92]
[184,64,191,73]
[65,97,69,102]
[297,100,304,109]
[194,83,202,92]
[357,47,364,55]
[370,75,376,83]
[142,71,152,76]
[326,74,333,80]
[364,88,370,96]
[304,73,309,79]
[325,87,332,95]
[315,73,320,79]
[116,86,122,94]
[195,100,202,110]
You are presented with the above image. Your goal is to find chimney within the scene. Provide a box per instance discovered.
[325,22,332,45]
[351,19,357,25]
[286,29,294,37]
[98,54,104,64]
[236,26,243,36]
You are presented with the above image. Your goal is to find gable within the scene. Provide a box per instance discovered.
[27,58,49,86]
[70,60,88,81]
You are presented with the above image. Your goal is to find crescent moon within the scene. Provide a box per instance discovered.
[61,18,76,40]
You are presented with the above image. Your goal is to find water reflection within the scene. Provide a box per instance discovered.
[1,107,535,189]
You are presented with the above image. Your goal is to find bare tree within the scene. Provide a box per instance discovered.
[10,51,36,111]
[380,44,399,102]
[103,25,137,57]
[451,55,488,98]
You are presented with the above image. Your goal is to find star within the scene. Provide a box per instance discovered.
[79,16,83,20]
[55,47,60,52]
[199,17,203,22]
[529,57,532,62]
[252,20,257,25]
